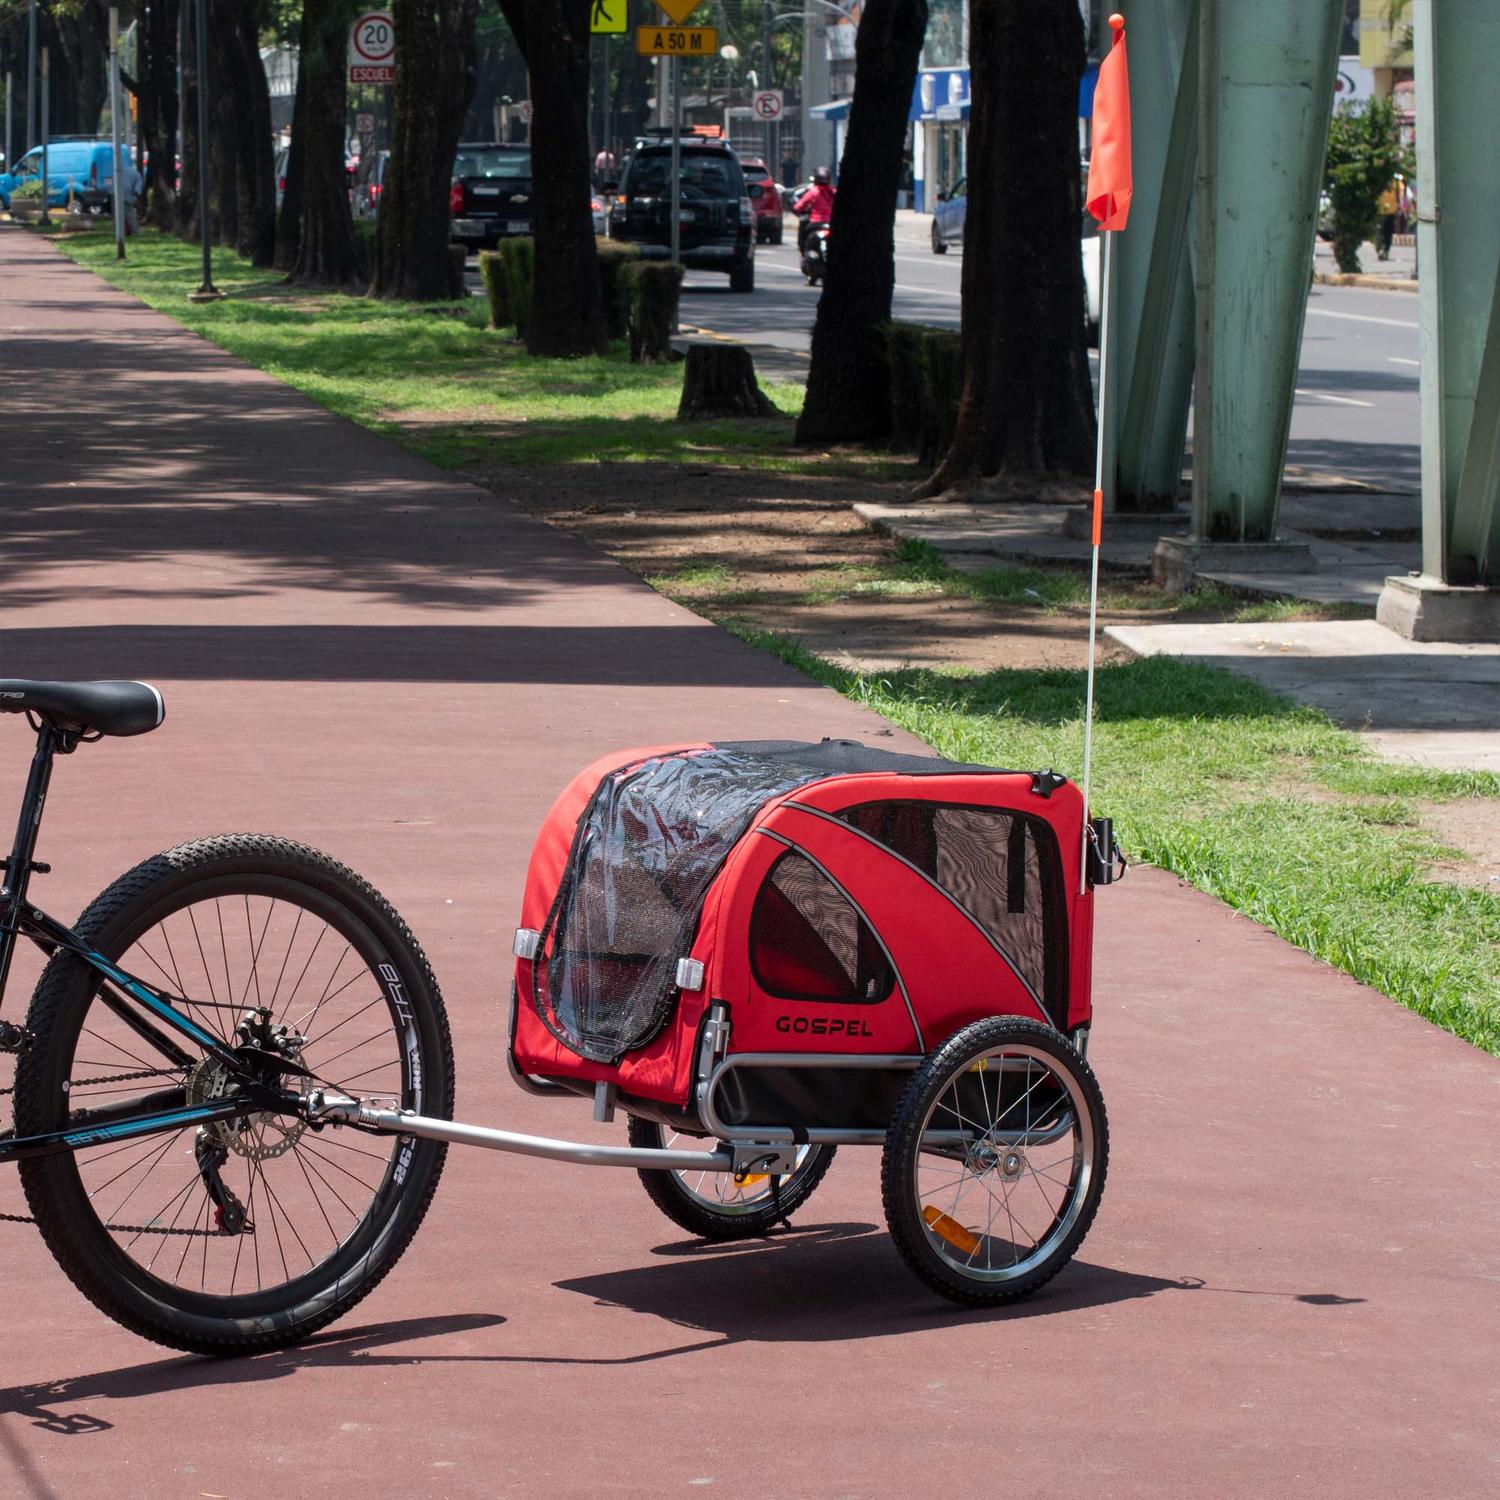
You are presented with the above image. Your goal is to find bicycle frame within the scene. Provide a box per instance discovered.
[0,721,288,1164]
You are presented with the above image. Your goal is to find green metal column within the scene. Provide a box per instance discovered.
[1191,0,1342,542]
[1413,0,1500,587]
[1114,0,1197,514]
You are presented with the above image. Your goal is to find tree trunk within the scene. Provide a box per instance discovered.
[206,1,238,248]
[177,1,201,239]
[796,0,928,445]
[919,0,1096,497]
[496,0,606,355]
[274,64,307,271]
[230,2,277,267]
[50,5,109,138]
[291,0,363,289]
[371,0,480,300]
[139,0,181,230]
[678,343,777,421]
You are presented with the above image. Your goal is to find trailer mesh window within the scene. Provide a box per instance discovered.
[749,851,892,1003]
[839,801,1068,1025]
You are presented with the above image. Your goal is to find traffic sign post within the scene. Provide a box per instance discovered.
[590,0,627,34]
[349,10,395,86]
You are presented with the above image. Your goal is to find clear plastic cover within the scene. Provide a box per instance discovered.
[530,747,843,1063]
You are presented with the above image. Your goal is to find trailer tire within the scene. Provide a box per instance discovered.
[627,1117,835,1241]
[882,1017,1106,1305]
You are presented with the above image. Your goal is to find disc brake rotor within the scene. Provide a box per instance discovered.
[186,1055,307,1161]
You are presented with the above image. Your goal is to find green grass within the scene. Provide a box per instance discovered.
[50,228,912,475]
[721,632,1500,1056]
[651,538,1375,623]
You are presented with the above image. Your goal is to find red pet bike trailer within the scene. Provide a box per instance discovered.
[496,738,1123,1304]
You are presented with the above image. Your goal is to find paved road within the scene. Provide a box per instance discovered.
[3,227,1496,1498]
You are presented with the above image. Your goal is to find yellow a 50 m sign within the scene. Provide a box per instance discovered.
[637,24,717,55]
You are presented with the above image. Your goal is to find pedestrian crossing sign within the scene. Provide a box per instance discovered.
[591,0,628,34]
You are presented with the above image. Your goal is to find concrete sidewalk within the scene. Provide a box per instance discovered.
[1,227,1496,1498]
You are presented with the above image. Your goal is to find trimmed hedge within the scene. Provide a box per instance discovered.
[353,219,377,280]
[479,237,641,341]
[497,235,536,339]
[478,248,508,328]
[626,260,684,364]
[596,239,641,341]
[885,320,962,465]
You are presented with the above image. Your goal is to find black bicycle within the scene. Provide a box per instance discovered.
[0,679,454,1356]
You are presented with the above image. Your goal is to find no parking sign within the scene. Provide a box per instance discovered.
[752,89,784,122]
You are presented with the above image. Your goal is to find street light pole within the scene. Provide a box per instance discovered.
[762,0,774,171]
[38,45,48,226]
[25,0,35,153]
[109,7,125,259]
[188,0,221,301]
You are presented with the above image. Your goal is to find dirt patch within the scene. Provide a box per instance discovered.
[1420,799,1500,890]
[478,457,1209,674]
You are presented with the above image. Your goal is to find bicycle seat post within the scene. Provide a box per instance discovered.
[0,720,60,1007]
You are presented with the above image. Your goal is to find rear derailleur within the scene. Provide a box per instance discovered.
[195,1132,254,1236]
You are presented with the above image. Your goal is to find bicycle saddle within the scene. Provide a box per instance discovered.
[0,679,165,737]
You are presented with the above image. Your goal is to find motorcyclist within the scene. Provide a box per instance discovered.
[793,165,836,254]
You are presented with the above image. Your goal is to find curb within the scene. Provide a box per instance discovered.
[1313,271,1418,293]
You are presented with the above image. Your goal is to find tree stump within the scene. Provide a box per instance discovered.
[676,341,778,421]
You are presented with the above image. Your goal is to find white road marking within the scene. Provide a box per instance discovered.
[1387,356,1420,366]
[1306,306,1418,330]
[1294,388,1374,407]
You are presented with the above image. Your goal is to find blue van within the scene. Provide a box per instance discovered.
[0,140,137,212]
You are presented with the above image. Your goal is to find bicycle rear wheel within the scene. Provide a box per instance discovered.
[14,835,454,1355]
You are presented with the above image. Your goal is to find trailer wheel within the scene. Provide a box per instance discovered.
[627,1117,835,1241]
[881,1017,1106,1305]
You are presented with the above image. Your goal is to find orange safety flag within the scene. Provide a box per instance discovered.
[1086,14,1132,232]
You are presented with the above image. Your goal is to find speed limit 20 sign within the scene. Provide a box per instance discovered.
[349,10,396,85]
[752,89,784,121]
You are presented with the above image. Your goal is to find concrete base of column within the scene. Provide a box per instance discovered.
[1376,573,1500,643]
[1153,536,1318,592]
[1061,507,1187,541]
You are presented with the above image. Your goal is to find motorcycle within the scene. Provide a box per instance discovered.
[800,219,831,285]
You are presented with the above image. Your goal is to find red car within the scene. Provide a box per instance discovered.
[739,156,783,245]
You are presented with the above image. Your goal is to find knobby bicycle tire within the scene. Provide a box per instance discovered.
[14,835,454,1356]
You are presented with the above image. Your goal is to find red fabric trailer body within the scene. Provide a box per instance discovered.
[510,741,1095,1111]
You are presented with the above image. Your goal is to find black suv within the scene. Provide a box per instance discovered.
[608,138,755,292]
[449,142,532,251]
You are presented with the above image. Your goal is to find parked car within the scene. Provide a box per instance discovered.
[449,142,532,250]
[930,175,966,254]
[930,177,1102,345]
[274,145,289,211]
[608,136,755,292]
[354,150,390,221]
[0,139,135,212]
[738,156,784,244]
[591,192,607,236]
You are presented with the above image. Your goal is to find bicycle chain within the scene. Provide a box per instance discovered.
[1,1067,226,1237]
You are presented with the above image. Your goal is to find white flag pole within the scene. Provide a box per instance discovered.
[1079,224,1115,895]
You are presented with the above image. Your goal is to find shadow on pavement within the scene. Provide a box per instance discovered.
[0,1313,506,1436]
[557,1220,1191,1342]
[0,623,817,688]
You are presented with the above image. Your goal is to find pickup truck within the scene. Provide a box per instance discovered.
[449,143,532,251]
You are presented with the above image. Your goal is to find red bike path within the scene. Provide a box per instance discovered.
[0,229,1495,1498]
